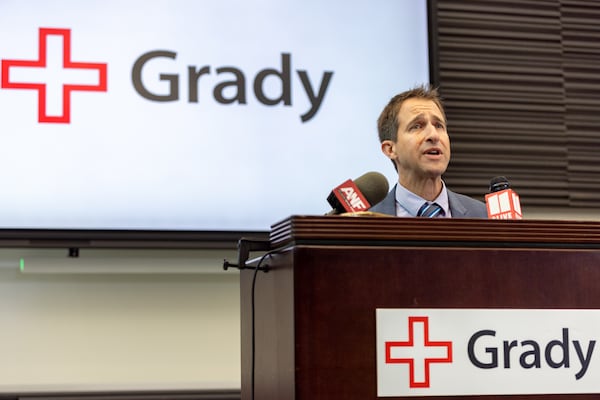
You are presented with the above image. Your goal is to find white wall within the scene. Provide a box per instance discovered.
[0,248,241,393]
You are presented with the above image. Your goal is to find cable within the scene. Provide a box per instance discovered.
[250,250,276,400]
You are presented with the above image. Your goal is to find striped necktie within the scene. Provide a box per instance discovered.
[417,202,444,218]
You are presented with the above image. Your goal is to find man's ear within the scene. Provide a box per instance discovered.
[381,140,396,159]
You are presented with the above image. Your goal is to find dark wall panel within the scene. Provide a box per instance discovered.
[431,0,600,208]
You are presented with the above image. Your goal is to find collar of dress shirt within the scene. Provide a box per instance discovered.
[394,181,451,217]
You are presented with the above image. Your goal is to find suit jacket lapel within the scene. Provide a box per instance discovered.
[448,190,468,217]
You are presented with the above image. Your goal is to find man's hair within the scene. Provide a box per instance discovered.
[377,84,446,143]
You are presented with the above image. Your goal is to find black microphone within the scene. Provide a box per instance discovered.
[485,176,522,219]
[326,171,389,215]
[489,176,510,193]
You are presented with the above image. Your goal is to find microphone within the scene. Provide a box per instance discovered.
[485,176,522,219]
[326,171,389,215]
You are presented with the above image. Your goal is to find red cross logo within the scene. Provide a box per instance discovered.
[385,316,453,388]
[1,27,107,123]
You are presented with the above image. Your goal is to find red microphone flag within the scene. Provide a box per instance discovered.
[329,179,371,213]
[485,188,522,220]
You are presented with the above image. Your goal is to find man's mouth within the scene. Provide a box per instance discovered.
[424,149,441,155]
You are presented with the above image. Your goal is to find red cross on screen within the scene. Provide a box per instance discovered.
[1,27,107,123]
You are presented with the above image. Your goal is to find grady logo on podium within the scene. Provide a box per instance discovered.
[384,316,453,389]
[376,309,600,397]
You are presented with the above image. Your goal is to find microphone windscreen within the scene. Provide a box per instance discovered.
[354,172,389,207]
[489,176,510,193]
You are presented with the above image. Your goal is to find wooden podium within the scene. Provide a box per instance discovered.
[240,216,600,400]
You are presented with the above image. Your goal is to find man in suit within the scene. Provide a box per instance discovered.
[369,85,487,218]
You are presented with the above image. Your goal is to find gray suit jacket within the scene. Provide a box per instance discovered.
[369,184,488,218]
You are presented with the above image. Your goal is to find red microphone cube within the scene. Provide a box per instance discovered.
[485,188,522,220]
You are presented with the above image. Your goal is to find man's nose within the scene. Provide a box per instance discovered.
[424,122,440,141]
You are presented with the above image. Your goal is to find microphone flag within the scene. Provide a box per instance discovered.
[485,177,522,220]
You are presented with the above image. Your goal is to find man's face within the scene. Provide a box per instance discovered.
[384,98,450,186]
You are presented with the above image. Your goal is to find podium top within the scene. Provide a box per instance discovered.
[270,215,600,249]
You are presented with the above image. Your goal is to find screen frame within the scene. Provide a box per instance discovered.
[0,228,269,249]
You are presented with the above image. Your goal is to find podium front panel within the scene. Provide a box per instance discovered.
[241,217,600,400]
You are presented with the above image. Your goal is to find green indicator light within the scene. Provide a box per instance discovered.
[19,258,24,272]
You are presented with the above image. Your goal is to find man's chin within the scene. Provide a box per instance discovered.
[423,167,448,178]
